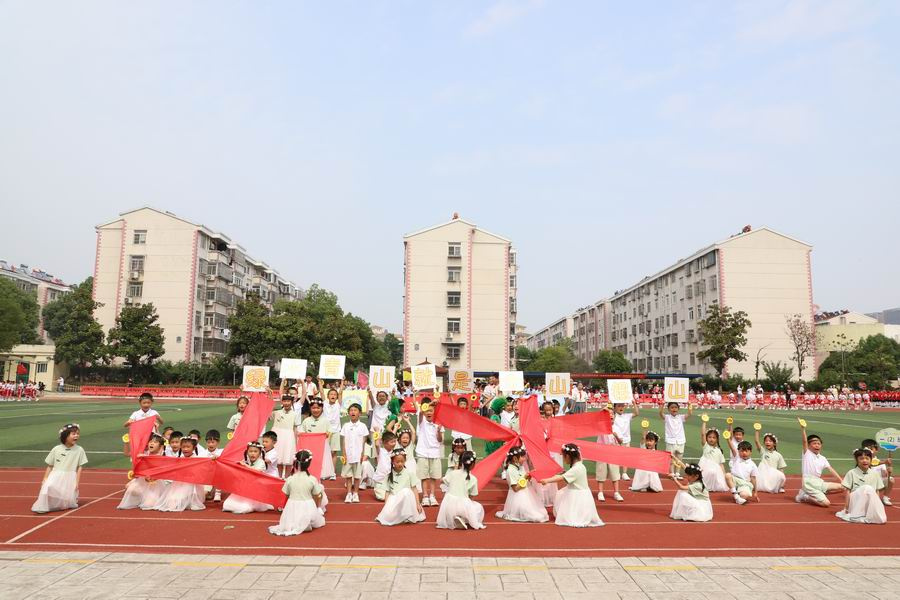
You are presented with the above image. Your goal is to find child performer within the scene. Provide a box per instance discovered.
[227,396,250,433]
[340,402,369,503]
[660,401,692,478]
[271,395,298,479]
[262,431,279,478]
[669,463,713,522]
[630,430,664,492]
[437,450,485,530]
[151,437,206,512]
[117,433,165,509]
[450,396,474,451]
[861,438,893,506]
[540,443,604,527]
[32,423,87,513]
[415,401,444,506]
[322,383,344,480]
[269,450,326,536]
[495,446,549,523]
[612,401,639,481]
[205,429,223,502]
[298,397,335,480]
[123,393,162,428]
[222,442,275,514]
[797,420,842,506]
[836,448,888,524]
[727,441,759,505]
[754,429,786,494]
[164,431,182,457]
[596,404,624,502]
[447,437,467,473]
[373,431,399,501]
[698,422,728,492]
[376,448,426,525]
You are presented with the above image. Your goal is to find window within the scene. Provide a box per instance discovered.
[205,314,214,326]
[672,312,677,324]
[196,285,204,300]
[666,314,671,326]
[447,291,461,306]
[686,286,693,299]
[127,283,143,298]
[509,274,516,288]
[36,363,48,373]
[447,346,461,359]
[447,266,461,282]
[689,353,695,366]
[710,275,717,291]
[195,311,201,328]
[214,313,227,329]
[447,318,461,333]
[206,262,217,276]
[133,230,147,245]
[510,297,516,313]
[130,256,144,272]
[448,242,461,257]
[688,307,694,320]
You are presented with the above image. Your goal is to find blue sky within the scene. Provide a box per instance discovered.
[1,1,898,334]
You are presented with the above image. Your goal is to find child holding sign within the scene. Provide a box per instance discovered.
[659,402,693,478]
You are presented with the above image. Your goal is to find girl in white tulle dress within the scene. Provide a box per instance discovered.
[269,450,327,536]
[270,395,298,478]
[223,442,275,514]
[495,446,549,523]
[630,431,663,493]
[32,424,87,513]
[670,463,714,522]
[754,429,786,493]
[698,423,729,492]
[150,438,206,512]
[376,449,426,525]
[539,443,604,527]
[436,451,485,530]
[117,433,166,510]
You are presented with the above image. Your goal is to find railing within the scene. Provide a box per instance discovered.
[80,385,241,399]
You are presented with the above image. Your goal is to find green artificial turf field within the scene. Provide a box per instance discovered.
[1,399,898,473]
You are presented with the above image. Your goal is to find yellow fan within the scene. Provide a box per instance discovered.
[640,419,650,429]
[517,478,528,489]
[226,431,234,440]
[753,423,762,431]
[469,394,478,402]
[373,431,381,441]
[701,414,709,423]
[121,433,130,443]
[722,430,732,440]
[872,457,881,466]
[127,470,135,480]
[340,456,347,464]
[726,417,734,425]
[798,418,807,428]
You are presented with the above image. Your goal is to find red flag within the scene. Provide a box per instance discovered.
[433,401,516,442]
[297,433,328,479]
[219,392,273,462]
[356,371,369,389]
[547,438,672,474]
[128,416,158,464]
[134,455,216,484]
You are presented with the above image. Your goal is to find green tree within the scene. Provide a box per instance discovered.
[515,345,535,370]
[42,278,105,377]
[592,349,632,373]
[382,333,403,368]
[696,304,752,378]
[0,277,41,347]
[227,293,275,364]
[819,334,900,389]
[107,303,165,369]
[527,339,591,373]
[762,360,793,390]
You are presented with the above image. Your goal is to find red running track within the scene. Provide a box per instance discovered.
[0,469,897,557]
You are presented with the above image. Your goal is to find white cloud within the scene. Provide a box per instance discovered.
[737,0,878,45]
[464,0,545,38]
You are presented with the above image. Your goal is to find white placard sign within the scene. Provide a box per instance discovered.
[242,365,270,392]
[664,377,690,404]
[608,378,634,404]
[412,363,437,391]
[318,354,346,380]
[369,366,395,394]
[280,358,308,380]
[498,371,525,393]
[448,369,474,393]
[545,372,571,400]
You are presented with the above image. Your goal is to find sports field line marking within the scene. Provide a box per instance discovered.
[743,412,899,430]
[0,410,124,419]
[4,541,900,553]
[4,489,123,544]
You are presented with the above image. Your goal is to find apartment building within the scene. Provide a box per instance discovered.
[403,214,517,371]
[541,227,814,379]
[93,207,302,363]
[0,260,72,342]
[815,310,900,365]
[526,316,574,352]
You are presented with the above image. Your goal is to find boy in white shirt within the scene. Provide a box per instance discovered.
[659,401,693,478]
[796,420,842,506]
[340,403,369,503]
[261,432,279,478]
[726,441,759,505]
[123,393,162,428]
[612,402,639,482]
[373,431,398,501]
[415,401,444,506]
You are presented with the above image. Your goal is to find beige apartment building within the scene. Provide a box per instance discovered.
[93,207,302,364]
[529,227,816,379]
[0,260,72,342]
[403,214,517,371]
[526,315,573,352]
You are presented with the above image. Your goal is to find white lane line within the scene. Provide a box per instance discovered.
[4,489,123,544]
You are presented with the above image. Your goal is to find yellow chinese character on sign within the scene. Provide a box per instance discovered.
[610,381,629,401]
[373,368,391,390]
[245,368,267,390]
[323,357,340,377]
[548,375,566,396]
[667,379,687,401]
[450,371,470,392]
[414,371,432,388]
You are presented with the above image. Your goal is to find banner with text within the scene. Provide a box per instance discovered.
[545,372,571,400]
[318,355,346,380]
[412,363,437,391]
[608,379,634,404]
[448,369,474,393]
[664,377,690,404]
[279,358,307,380]
[368,366,395,394]
[498,371,524,393]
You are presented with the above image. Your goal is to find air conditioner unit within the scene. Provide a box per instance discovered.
[130,271,140,280]
[201,353,208,359]
[205,300,214,306]
[206,274,216,281]
[446,332,454,340]
[123,297,132,304]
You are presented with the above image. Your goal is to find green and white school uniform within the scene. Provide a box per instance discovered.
[757,448,786,493]
[801,450,832,502]
[699,444,728,491]
[269,472,326,536]
[376,467,425,525]
[32,444,88,513]
[838,466,887,524]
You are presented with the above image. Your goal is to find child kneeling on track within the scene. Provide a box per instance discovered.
[32,423,88,514]
[836,448,888,524]
[861,438,893,507]
[698,422,729,492]
[754,429,786,494]
[540,443,604,527]
[376,448,426,526]
[796,420,843,506]
[222,442,274,514]
[436,450,485,530]
[150,437,206,512]
[269,450,326,536]
[118,433,166,510]
[495,446,549,523]
[669,463,713,522]
[726,441,760,505]
[630,430,663,492]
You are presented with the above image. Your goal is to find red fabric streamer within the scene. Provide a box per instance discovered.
[135,455,216,484]
[548,410,612,439]
[433,401,516,442]
[517,397,561,479]
[471,439,518,493]
[296,433,328,479]
[128,416,158,464]
[547,438,672,474]
[219,392,273,462]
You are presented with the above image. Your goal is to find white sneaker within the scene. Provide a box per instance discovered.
[429,494,437,506]
[597,491,606,502]
[883,496,892,506]
[359,482,367,490]
[621,473,630,481]
[613,492,624,502]
[213,491,221,502]
[734,494,747,505]
[778,488,785,493]
[344,493,352,503]
[795,491,807,503]
[453,516,468,530]
[352,493,360,503]
[421,496,431,506]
